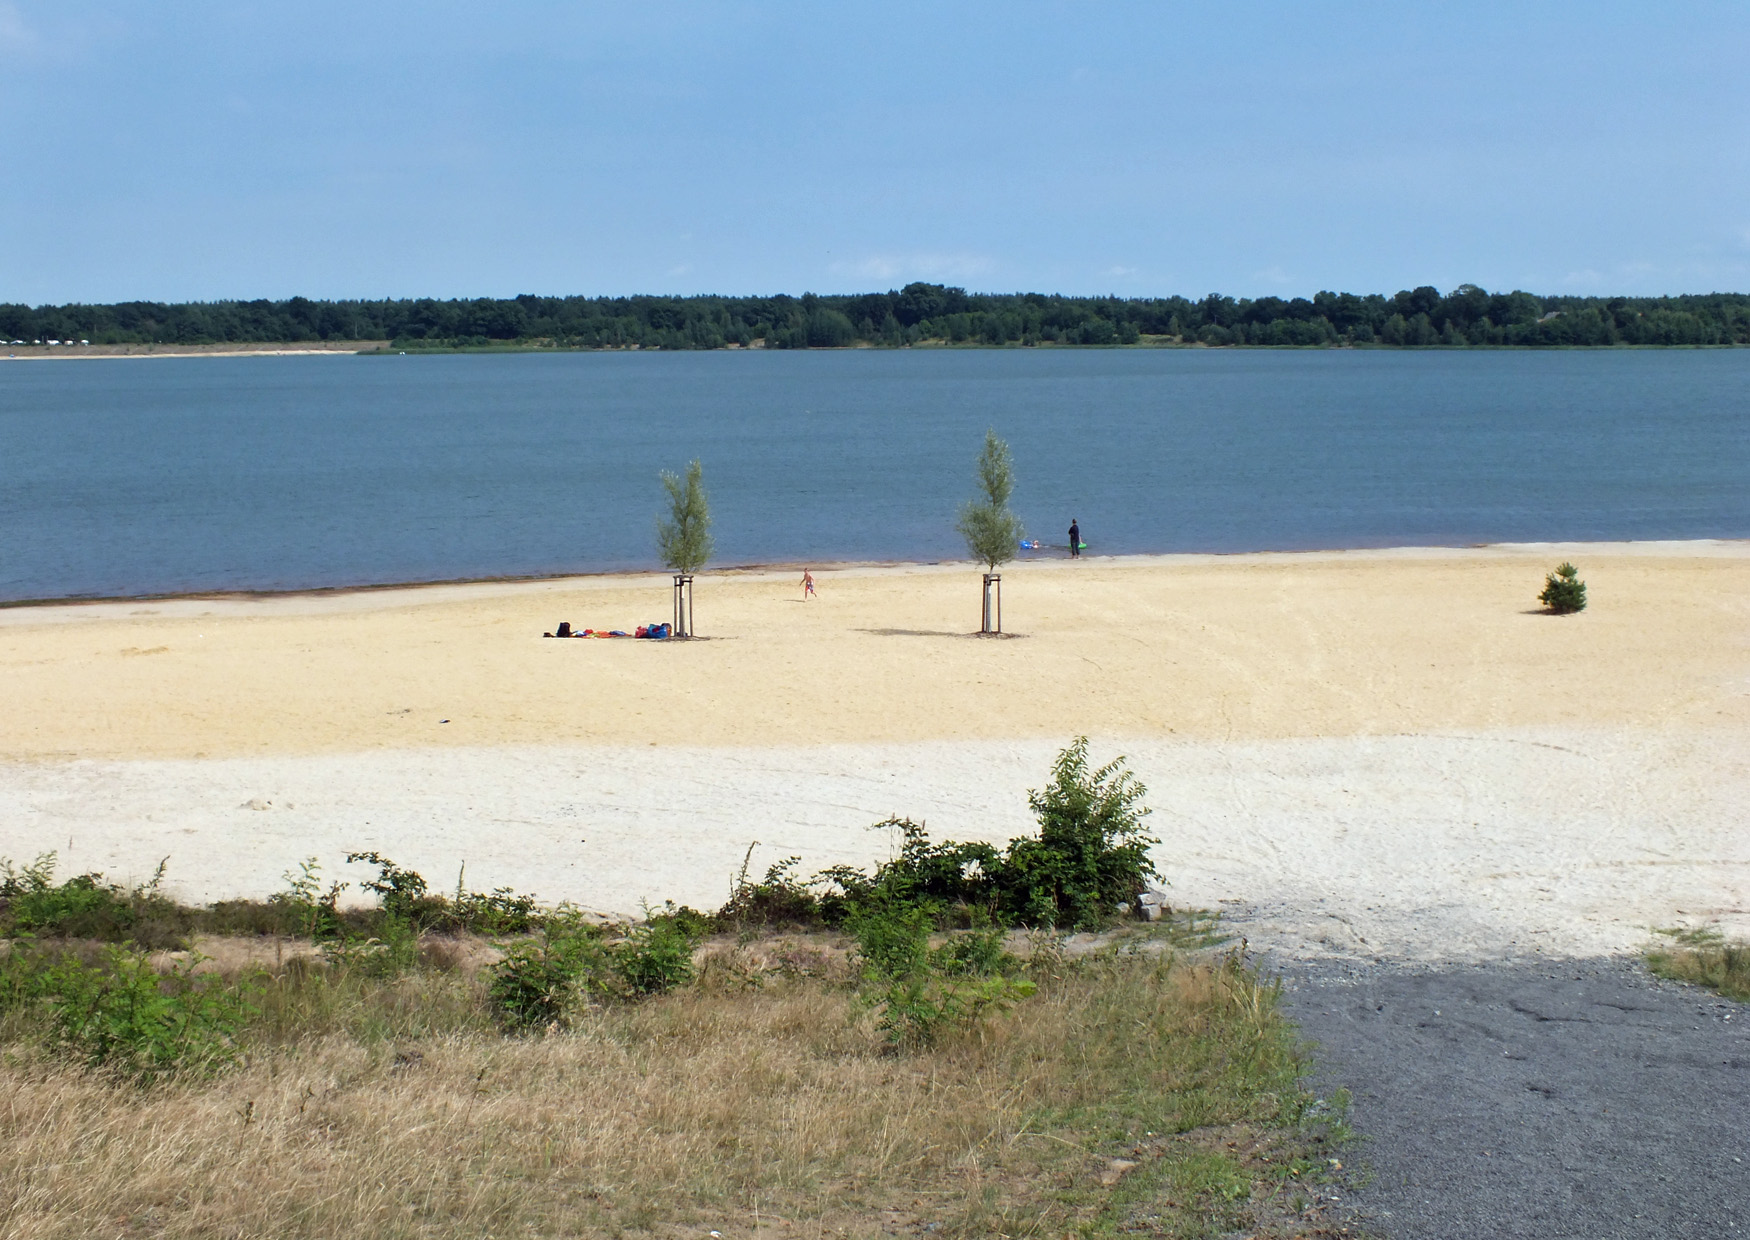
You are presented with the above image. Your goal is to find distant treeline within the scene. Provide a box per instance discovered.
[5,283,1748,350]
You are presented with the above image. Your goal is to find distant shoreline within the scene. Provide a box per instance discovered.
[7,285,1749,350]
[4,339,1748,360]
[4,538,1746,616]
[1,342,385,360]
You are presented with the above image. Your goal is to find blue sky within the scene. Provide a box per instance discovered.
[3,3,1747,303]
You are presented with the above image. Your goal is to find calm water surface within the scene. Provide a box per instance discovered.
[1,348,1746,601]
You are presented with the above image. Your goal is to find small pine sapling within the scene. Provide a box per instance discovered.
[1538,562,1587,614]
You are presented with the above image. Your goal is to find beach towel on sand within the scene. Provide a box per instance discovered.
[544,622,670,639]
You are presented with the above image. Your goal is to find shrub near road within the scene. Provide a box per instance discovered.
[1649,927,1750,1002]
[0,741,1355,1238]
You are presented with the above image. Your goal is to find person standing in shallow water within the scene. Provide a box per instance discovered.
[1068,518,1080,559]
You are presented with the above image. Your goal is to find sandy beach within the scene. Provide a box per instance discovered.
[1,341,386,360]
[4,543,1747,959]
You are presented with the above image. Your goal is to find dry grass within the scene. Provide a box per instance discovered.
[0,947,1344,1239]
[1648,927,1750,1002]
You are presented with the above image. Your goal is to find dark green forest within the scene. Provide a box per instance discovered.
[5,283,1747,350]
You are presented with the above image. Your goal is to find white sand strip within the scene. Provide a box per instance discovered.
[4,728,1744,962]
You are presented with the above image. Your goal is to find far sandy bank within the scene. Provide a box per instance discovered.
[1,341,385,360]
[3,543,1747,762]
[3,543,1748,959]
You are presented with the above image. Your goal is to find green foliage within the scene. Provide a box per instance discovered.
[324,854,541,938]
[930,922,1014,977]
[846,901,936,979]
[0,851,559,954]
[1648,927,1750,1002]
[956,429,1025,570]
[820,818,998,924]
[656,459,713,575]
[345,850,429,917]
[487,921,607,1032]
[0,853,193,949]
[485,910,701,1031]
[1539,561,1587,613]
[611,913,701,996]
[651,901,716,941]
[262,856,349,939]
[320,913,422,978]
[818,742,1159,932]
[35,946,254,1078]
[871,970,1037,1050]
[716,851,822,931]
[311,855,546,976]
[2,854,127,934]
[847,904,1033,1049]
[14,282,1750,350]
[1003,737,1159,928]
[444,883,541,936]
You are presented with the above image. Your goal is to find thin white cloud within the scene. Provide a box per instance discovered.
[1252,265,1294,286]
[1103,265,1141,280]
[828,252,997,284]
[0,3,37,55]
[1554,257,1750,292]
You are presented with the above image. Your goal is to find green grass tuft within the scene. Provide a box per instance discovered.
[1648,927,1750,1001]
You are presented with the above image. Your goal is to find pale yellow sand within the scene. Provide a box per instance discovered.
[3,544,1748,958]
[1,341,384,360]
[5,543,1748,761]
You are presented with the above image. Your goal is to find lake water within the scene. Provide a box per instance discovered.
[1,348,1746,601]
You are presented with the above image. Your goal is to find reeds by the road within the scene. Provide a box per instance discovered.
[1649,927,1750,1002]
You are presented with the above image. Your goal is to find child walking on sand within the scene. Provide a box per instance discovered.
[801,569,816,599]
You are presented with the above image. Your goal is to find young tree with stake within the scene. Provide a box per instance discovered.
[657,459,713,636]
[956,429,1024,633]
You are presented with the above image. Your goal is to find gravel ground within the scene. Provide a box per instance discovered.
[1280,956,1749,1239]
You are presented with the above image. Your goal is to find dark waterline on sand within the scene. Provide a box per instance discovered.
[2,348,1747,602]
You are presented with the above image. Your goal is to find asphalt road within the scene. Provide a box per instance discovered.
[1281,957,1749,1239]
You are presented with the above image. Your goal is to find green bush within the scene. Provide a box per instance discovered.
[485,910,701,1032]
[930,922,1014,977]
[846,900,936,979]
[266,856,350,939]
[1539,562,1587,614]
[444,884,541,935]
[848,911,1017,988]
[36,946,254,1078]
[848,904,1032,1049]
[487,922,607,1032]
[611,914,701,996]
[872,970,1037,1050]
[853,818,999,917]
[824,740,1159,931]
[320,912,422,978]
[337,853,544,937]
[999,737,1159,928]
[654,741,1162,941]
[716,853,823,930]
[345,851,436,922]
[0,854,194,950]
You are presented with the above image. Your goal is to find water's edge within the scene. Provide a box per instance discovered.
[6,538,1745,612]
